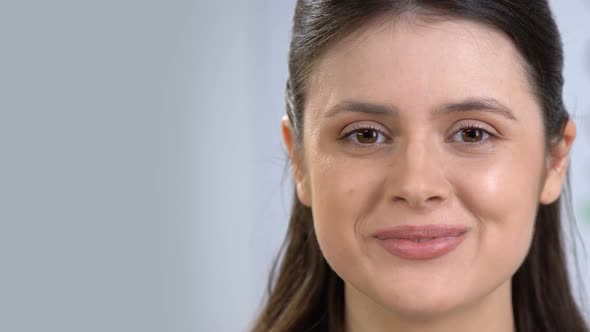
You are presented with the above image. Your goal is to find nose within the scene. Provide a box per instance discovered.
[387,138,450,210]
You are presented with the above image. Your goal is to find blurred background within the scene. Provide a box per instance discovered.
[1,1,588,331]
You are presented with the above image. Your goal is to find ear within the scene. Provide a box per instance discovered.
[540,120,576,205]
[281,115,312,207]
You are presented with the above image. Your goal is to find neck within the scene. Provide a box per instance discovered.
[345,280,515,332]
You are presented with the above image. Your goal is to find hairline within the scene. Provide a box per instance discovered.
[294,10,541,143]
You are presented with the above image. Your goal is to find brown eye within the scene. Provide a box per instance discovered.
[452,127,490,143]
[342,125,389,146]
[461,128,485,143]
[462,128,483,142]
[356,129,379,144]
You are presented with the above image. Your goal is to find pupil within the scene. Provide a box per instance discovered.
[357,130,377,143]
[463,129,481,141]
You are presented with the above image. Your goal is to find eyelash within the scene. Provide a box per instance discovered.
[449,122,497,145]
[340,122,498,146]
[340,124,391,146]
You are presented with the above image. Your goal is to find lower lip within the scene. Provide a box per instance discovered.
[377,233,468,260]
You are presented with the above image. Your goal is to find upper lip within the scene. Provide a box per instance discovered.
[373,224,469,240]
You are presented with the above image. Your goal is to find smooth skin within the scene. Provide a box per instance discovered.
[282,17,575,332]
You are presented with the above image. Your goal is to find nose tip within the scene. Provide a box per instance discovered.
[392,189,446,210]
[388,141,450,210]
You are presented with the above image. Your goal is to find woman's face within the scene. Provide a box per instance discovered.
[283,18,573,319]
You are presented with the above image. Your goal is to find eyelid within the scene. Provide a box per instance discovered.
[339,121,391,138]
[338,122,393,148]
[448,120,501,138]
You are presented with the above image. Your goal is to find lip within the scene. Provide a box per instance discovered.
[373,224,469,260]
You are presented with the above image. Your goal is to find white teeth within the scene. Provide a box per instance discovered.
[415,238,434,243]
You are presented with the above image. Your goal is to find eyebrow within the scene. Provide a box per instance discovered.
[323,100,398,118]
[323,97,518,121]
[435,98,518,121]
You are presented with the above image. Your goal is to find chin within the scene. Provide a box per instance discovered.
[372,282,466,320]
[391,298,459,320]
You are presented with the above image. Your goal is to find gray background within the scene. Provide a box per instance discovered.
[1,1,588,331]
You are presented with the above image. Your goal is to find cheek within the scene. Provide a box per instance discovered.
[454,161,539,218]
[307,157,386,269]
[448,150,543,278]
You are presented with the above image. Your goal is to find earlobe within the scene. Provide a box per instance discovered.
[281,116,312,207]
[296,182,312,207]
[540,120,576,205]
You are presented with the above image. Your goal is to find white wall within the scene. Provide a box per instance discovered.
[0,1,587,332]
[552,0,590,319]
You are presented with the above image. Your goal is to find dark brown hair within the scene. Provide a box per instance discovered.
[252,1,589,331]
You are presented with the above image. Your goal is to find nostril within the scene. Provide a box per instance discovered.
[392,196,407,203]
[391,193,446,210]
[426,196,444,203]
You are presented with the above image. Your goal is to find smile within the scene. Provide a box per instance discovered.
[373,224,469,260]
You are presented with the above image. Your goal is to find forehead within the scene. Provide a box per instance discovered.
[305,17,536,117]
